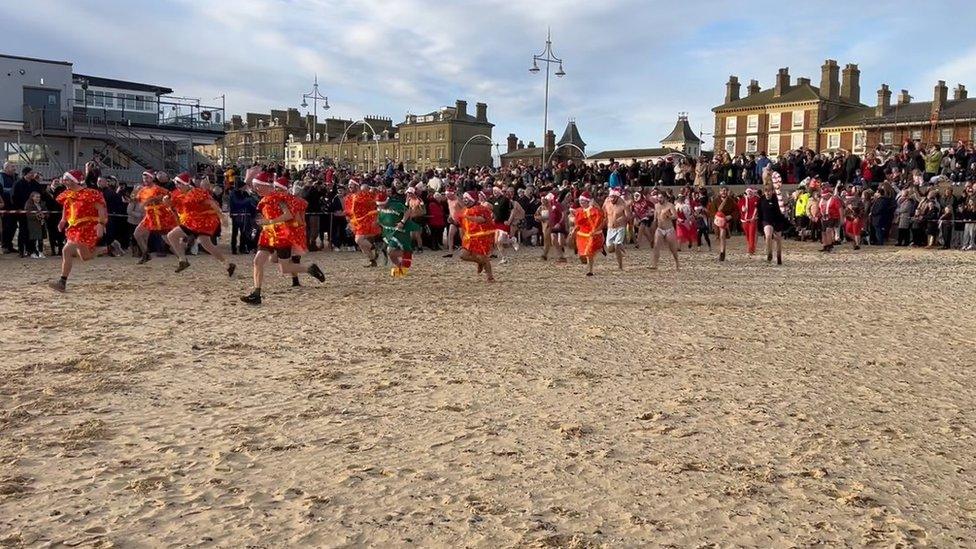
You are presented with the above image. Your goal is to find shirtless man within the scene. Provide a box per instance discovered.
[442,187,461,258]
[714,186,736,262]
[631,190,655,250]
[651,191,680,271]
[603,189,631,270]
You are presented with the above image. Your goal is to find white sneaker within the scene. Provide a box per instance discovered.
[513,241,520,252]
[36,252,46,259]
[499,258,508,264]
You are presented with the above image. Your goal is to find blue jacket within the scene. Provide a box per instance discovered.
[754,156,770,179]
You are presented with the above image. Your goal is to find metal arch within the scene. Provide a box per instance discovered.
[457,134,495,168]
[337,119,382,169]
[546,142,586,165]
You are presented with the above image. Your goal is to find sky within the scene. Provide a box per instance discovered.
[3,0,976,155]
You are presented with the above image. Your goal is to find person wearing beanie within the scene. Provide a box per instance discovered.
[166,173,236,277]
[240,172,325,305]
[48,170,108,292]
[133,171,179,264]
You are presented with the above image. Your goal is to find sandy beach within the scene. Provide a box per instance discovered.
[1,241,975,547]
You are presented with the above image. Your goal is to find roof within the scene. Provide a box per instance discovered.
[500,147,545,159]
[73,73,173,95]
[402,107,494,127]
[822,97,976,128]
[660,117,702,144]
[713,82,862,112]
[0,53,72,66]
[588,148,684,161]
[557,120,586,148]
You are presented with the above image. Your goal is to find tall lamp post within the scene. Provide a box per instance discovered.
[301,75,330,161]
[529,28,565,166]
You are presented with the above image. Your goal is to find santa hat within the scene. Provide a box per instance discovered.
[478,191,488,202]
[375,192,389,204]
[545,192,556,202]
[578,191,592,203]
[462,191,479,204]
[347,179,360,188]
[274,177,289,190]
[141,170,155,179]
[63,169,84,185]
[174,172,193,186]
[609,189,622,198]
[406,186,417,194]
[252,171,273,186]
[445,186,456,194]
[746,186,757,195]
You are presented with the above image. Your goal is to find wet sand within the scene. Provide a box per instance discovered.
[1,240,975,547]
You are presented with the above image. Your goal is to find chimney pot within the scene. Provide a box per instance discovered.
[954,84,968,101]
[933,81,948,116]
[820,59,839,101]
[725,75,741,103]
[747,79,761,96]
[506,133,518,154]
[876,84,891,117]
[774,68,790,97]
[455,99,467,117]
[897,89,911,105]
[475,102,488,122]
[841,63,861,104]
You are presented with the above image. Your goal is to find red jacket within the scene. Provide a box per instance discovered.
[738,195,759,222]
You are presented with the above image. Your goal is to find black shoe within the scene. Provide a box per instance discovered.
[308,263,326,282]
[49,279,66,293]
[137,253,152,265]
[227,262,237,277]
[719,251,726,262]
[777,253,783,265]
[175,259,191,273]
[292,277,301,287]
[240,291,262,305]
[767,252,772,263]
[853,245,860,250]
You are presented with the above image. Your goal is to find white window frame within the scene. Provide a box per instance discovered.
[882,131,893,145]
[911,130,922,141]
[940,128,953,144]
[827,133,840,149]
[790,132,803,150]
[767,135,780,155]
[769,113,781,131]
[725,116,737,134]
[792,110,804,129]
[724,137,736,154]
[746,136,758,153]
[853,131,866,154]
[747,114,758,132]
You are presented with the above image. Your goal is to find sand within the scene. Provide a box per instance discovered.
[1,240,975,547]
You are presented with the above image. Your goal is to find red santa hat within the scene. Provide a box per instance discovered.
[406,186,417,194]
[347,179,360,189]
[274,177,289,190]
[252,171,273,186]
[545,192,557,202]
[174,172,193,186]
[609,189,622,198]
[578,191,592,203]
[462,191,479,204]
[141,170,155,180]
[375,192,389,204]
[477,190,489,202]
[63,169,84,185]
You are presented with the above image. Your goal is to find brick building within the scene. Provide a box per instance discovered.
[499,120,586,168]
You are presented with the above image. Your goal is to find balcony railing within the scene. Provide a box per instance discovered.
[23,102,224,135]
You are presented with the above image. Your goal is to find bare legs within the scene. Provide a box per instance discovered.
[763,225,783,264]
[460,249,493,282]
[50,242,95,292]
[355,235,377,266]
[651,230,679,271]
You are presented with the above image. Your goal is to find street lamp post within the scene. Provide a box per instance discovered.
[530,28,566,167]
[301,75,330,160]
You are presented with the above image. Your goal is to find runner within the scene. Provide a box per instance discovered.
[166,172,235,276]
[844,188,864,250]
[458,190,495,282]
[603,188,630,270]
[739,187,760,255]
[650,190,680,271]
[240,172,325,305]
[570,191,605,276]
[443,186,461,257]
[714,186,736,262]
[758,184,790,265]
[134,170,179,264]
[281,178,310,287]
[376,191,415,277]
[537,192,567,262]
[631,190,655,250]
[820,185,842,252]
[48,170,108,293]
[343,179,381,267]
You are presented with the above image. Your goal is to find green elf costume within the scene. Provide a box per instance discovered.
[377,192,414,277]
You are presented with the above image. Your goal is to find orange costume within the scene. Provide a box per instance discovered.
[573,205,605,258]
[137,185,178,232]
[171,187,220,236]
[460,203,495,256]
[343,190,380,237]
[257,191,297,250]
[57,188,105,250]
[283,194,308,254]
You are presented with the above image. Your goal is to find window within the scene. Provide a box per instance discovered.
[882,131,893,145]
[769,113,781,131]
[747,114,758,132]
[791,132,803,150]
[911,130,922,141]
[971,127,976,143]
[940,128,953,144]
[853,131,866,153]
[746,136,758,153]
[425,131,430,141]
[725,116,736,133]
[792,110,804,129]
[405,150,411,161]
[74,88,84,104]
[767,135,780,155]
[827,133,840,149]
[405,133,411,143]
[92,93,104,107]
[724,137,736,154]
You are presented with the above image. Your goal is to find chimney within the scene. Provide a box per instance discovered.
[517,140,524,150]
[475,102,488,122]
[455,99,467,118]
[507,133,518,154]
[933,80,948,117]
[747,79,761,96]
[527,141,536,149]
[774,68,790,97]
[725,76,741,103]
[954,84,968,101]
[820,59,839,101]
[876,84,891,117]
[897,89,911,105]
[797,77,811,86]
[841,63,861,104]
[545,130,556,153]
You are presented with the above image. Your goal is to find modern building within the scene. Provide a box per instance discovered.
[2,53,224,179]
[711,60,867,156]
[499,119,586,168]
[587,115,702,165]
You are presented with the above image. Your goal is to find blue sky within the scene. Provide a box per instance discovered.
[3,0,976,154]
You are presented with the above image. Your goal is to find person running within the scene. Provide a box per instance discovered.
[281,178,310,287]
[819,185,842,252]
[48,170,108,293]
[458,190,495,282]
[714,186,736,262]
[843,188,865,250]
[570,191,605,276]
[739,187,760,255]
[133,170,178,264]
[631,190,655,250]
[537,192,567,262]
[758,184,790,265]
[166,172,235,276]
[240,172,325,305]
[443,186,461,257]
[377,191,415,277]
[651,191,680,271]
[343,179,381,267]
[603,188,630,270]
